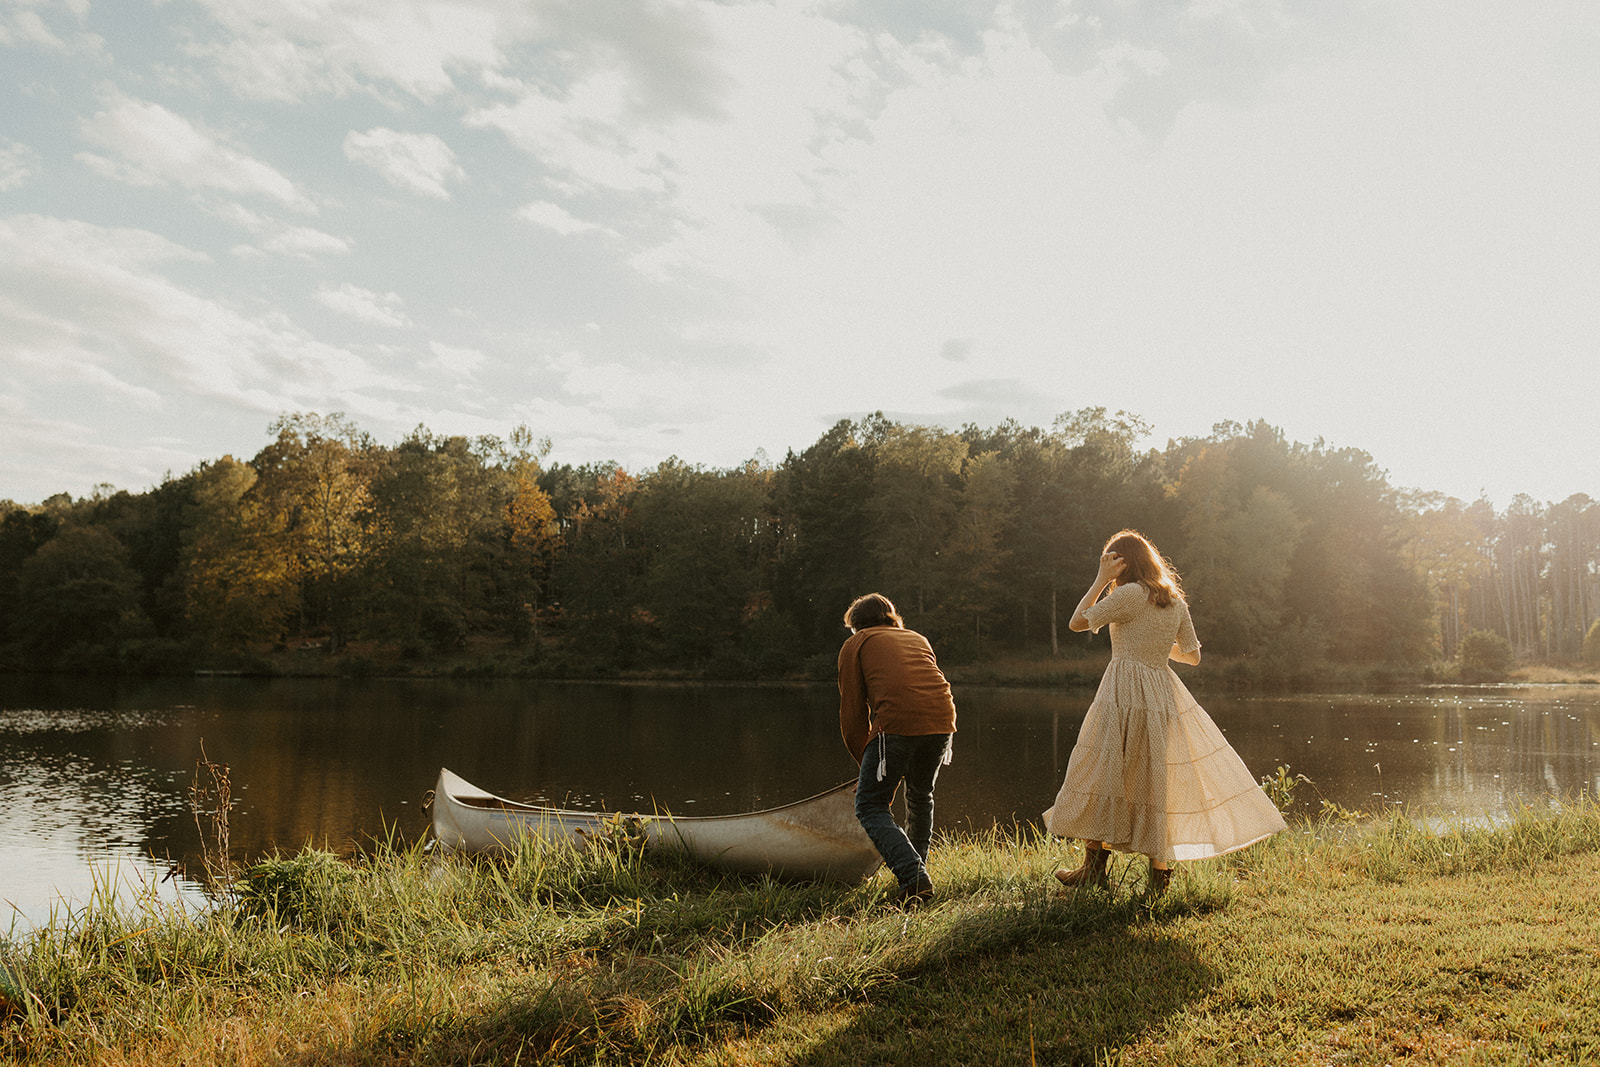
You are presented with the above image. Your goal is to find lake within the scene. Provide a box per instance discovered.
[3,674,1599,930]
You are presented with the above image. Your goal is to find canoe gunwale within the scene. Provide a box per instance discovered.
[441,773,861,822]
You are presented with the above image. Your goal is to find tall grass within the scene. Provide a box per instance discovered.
[1252,794,1600,888]
[0,821,1184,1063]
[5,796,1600,1064]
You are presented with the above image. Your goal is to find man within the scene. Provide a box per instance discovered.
[837,593,957,905]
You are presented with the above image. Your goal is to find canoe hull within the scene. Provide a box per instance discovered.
[431,768,883,884]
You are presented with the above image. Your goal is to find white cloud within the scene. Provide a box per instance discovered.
[209,204,352,257]
[0,9,64,51]
[933,377,1057,432]
[76,90,310,208]
[546,350,689,413]
[469,1,878,298]
[544,349,745,440]
[939,338,974,363]
[0,139,39,191]
[313,282,413,328]
[426,340,486,378]
[261,225,353,257]
[467,78,675,198]
[342,127,466,199]
[19,351,165,407]
[654,25,1132,376]
[0,409,196,505]
[2,0,1597,509]
[1010,0,1382,135]
[461,0,742,203]
[0,0,101,54]
[516,200,611,237]
[180,0,523,103]
[0,215,385,417]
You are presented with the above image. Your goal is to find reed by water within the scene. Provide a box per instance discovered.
[6,786,1600,1065]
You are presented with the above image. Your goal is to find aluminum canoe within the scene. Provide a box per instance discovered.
[430,767,883,883]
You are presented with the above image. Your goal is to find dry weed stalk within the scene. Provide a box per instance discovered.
[188,740,237,906]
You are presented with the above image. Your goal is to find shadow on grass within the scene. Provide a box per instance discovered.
[273,869,1220,1066]
[432,893,1216,1066]
[786,909,1218,1067]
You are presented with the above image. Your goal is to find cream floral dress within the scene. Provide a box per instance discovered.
[1043,582,1286,863]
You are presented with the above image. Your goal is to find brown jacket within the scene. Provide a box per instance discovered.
[837,625,957,763]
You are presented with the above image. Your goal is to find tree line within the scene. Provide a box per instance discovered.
[1,410,1595,679]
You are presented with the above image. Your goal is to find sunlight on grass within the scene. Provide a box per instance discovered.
[7,796,1600,1065]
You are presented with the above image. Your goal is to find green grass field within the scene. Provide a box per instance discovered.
[6,793,1600,1065]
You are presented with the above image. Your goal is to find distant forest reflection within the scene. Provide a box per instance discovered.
[3,676,1599,927]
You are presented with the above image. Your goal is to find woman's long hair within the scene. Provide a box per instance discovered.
[1105,529,1184,608]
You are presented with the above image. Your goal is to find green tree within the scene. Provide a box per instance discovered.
[869,423,965,619]
[943,448,1017,655]
[1459,628,1515,679]
[982,425,1075,653]
[252,413,380,651]
[632,457,778,672]
[1208,425,1433,663]
[1289,442,1433,663]
[93,475,195,639]
[14,525,147,664]
[1546,494,1599,660]
[1167,444,1305,654]
[492,426,562,645]
[1398,492,1494,660]
[771,418,880,652]
[0,508,60,649]
[182,457,297,649]
[1050,408,1166,650]
[368,428,505,652]
[507,469,562,645]
[1487,494,1546,658]
[552,466,646,669]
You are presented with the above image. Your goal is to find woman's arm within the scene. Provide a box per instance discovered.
[1068,551,1127,632]
[1170,599,1201,666]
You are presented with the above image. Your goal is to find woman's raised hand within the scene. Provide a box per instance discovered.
[1096,551,1126,583]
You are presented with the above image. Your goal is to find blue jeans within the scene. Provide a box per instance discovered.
[855,733,952,888]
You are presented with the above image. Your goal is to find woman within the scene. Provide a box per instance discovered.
[1044,530,1285,893]
[838,593,957,906]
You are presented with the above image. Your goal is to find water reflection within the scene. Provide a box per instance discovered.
[1193,688,1600,816]
[2,675,1597,928]
[1,705,206,930]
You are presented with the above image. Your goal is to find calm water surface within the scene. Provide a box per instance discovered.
[3,674,1598,929]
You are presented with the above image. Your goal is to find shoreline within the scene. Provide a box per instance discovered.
[7,647,1596,692]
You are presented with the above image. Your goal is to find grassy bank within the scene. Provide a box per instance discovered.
[7,798,1600,1066]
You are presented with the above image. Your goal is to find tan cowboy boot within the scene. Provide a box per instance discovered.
[1054,843,1110,890]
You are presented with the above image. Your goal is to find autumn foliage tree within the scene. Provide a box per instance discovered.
[368,428,506,653]
[252,413,379,652]
[506,466,562,644]
[2,407,1590,679]
[182,456,297,648]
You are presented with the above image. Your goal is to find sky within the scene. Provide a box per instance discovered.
[2,0,1597,510]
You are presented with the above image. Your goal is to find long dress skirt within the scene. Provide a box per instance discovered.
[1043,657,1286,863]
